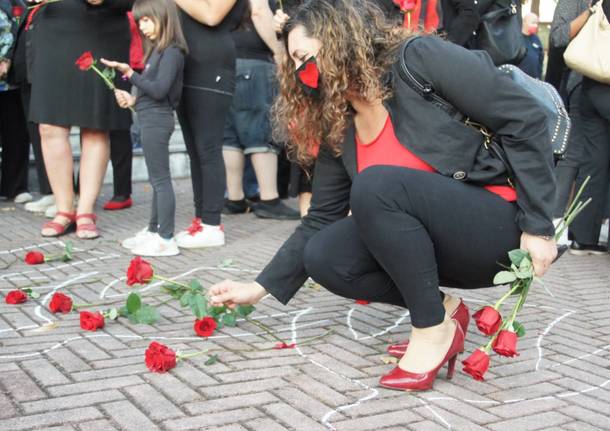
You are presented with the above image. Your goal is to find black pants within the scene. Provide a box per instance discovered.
[140,109,175,238]
[109,129,133,198]
[303,167,521,328]
[20,84,52,195]
[177,87,233,225]
[0,89,30,198]
[570,78,610,244]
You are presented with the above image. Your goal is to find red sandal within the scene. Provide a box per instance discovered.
[76,213,99,239]
[41,212,76,237]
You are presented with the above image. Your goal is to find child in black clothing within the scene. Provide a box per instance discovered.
[102,0,188,256]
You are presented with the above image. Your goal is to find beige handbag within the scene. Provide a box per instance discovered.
[564,2,610,84]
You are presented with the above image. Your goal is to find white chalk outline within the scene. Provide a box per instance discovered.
[535,311,575,371]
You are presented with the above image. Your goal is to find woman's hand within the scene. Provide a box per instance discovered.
[208,281,267,308]
[273,8,290,34]
[100,58,133,78]
[520,232,557,277]
[114,89,135,109]
[0,59,10,80]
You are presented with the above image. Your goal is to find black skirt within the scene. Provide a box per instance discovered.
[29,0,132,130]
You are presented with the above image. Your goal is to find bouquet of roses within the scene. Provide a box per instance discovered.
[463,178,592,380]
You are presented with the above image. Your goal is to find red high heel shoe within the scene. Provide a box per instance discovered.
[379,320,465,391]
[387,299,469,358]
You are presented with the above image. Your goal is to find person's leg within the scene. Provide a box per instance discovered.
[0,90,30,199]
[76,128,110,238]
[569,81,610,246]
[107,129,133,205]
[40,124,75,234]
[251,152,278,201]
[223,148,246,201]
[350,166,521,372]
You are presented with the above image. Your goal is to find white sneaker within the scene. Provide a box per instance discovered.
[25,195,55,213]
[45,204,58,219]
[14,192,33,204]
[176,221,225,249]
[121,228,157,250]
[132,234,180,257]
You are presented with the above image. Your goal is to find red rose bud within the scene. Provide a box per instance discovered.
[462,349,490,381]
[355,299,370,305]
[75,51,95,71]
[5,290,27,304]
[79,311,105,332]
[49,292,73,313]
[492,330,519,357]
[12,6,24,18]
[126,256,154,286]
[473,306,502,336]
[145,341,177,373]
[298,62,319,89]
[273,342,297,350]
[25,251,45,265]
[193,317,217,337]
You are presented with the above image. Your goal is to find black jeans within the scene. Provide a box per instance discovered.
[303,167,521,328]
[0,89,30,198]
[139,109,176,239]
[109,129,133,198]
[570,78,610,244]
[177,87,233,225]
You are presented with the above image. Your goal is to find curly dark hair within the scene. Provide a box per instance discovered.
[272,0,414,166]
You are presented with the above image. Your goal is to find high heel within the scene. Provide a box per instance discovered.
[387,299,470,358]
[379,320,465,391]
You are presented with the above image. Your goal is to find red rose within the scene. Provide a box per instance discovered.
[273,342,297,350]
[145,341,177,373]
[79,311,105,331]
[462,349,490,381]
[5,290,27,304]
[126,256,154,286]
[355,299,370,305]
[298,62,319,89]
[24,251,45,265]
[193,317,217,337]
[75,51,95,71]
[49,292,73,313]
[473,306,502,336]
[492,330,519,357]
[12,6,24,18]
[393,0,416,11]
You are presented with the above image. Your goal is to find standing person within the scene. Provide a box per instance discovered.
[517,13,543,80]
[568,0,610,254]
[29,0,133,239]
[102,0,187,257]
[173,0,248,249]
[208,0,557,391]
[222,0,300,220]
[0,1,31,204]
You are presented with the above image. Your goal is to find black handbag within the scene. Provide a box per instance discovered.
[473,0,527,66]
[398,38,571,185]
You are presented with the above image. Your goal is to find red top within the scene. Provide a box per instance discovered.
[356,116,517,202]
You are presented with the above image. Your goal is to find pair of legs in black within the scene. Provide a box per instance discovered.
[0,89,30,199]
[304,166,521,370]
[178,86,233,226]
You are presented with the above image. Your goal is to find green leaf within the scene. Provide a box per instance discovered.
[512,321,526,337]
[63,241,73,260]
[223,312,237,327]
[210,306,226,317]
[514,268,534,280]
[493,271,517,285]
[102,67,116,81]
[204,354,219,365]
[189,279,203,293]
[126,292,142,314]
[108,308,119,320]
[508,249,529,266]
[190,293,208,319]
[180,291,193,307]
[118,306,129,317]
[30,291,41,299]
[235,304,255,317]
[134,305,160,325]
[218,258,234,268]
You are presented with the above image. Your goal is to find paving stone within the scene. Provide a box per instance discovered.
[163,408,264,431]
[21,389,124,414]
[101,400,160,431]
[487,411,573,431]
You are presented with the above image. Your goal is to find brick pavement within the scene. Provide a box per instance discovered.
[1,179,609,431]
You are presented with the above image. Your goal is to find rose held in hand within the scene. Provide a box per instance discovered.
[49,292,73,313]
[462,349,490,381]
[80,311,105,331]
[126,256,154,286]
[5,290,27,304]
[194,317,217,337]
[492,330,519,357]
[473,306,503,336]
[75,51,94,71]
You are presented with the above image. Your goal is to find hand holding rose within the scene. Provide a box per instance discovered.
[113,89,136,109]
[208,280,267,308]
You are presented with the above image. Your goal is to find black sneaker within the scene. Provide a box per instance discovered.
[222,199,250,215]
[252,199,300,220]
[569,241,608,256]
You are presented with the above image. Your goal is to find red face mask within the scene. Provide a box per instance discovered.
[528,24,538,35]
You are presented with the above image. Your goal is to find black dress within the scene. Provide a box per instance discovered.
[29,0,133,130]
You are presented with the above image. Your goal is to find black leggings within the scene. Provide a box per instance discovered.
[303,166,521,328]
[177,87,233,225]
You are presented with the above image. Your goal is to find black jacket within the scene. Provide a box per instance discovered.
[256,36,556,305]
[438,0,480,47]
